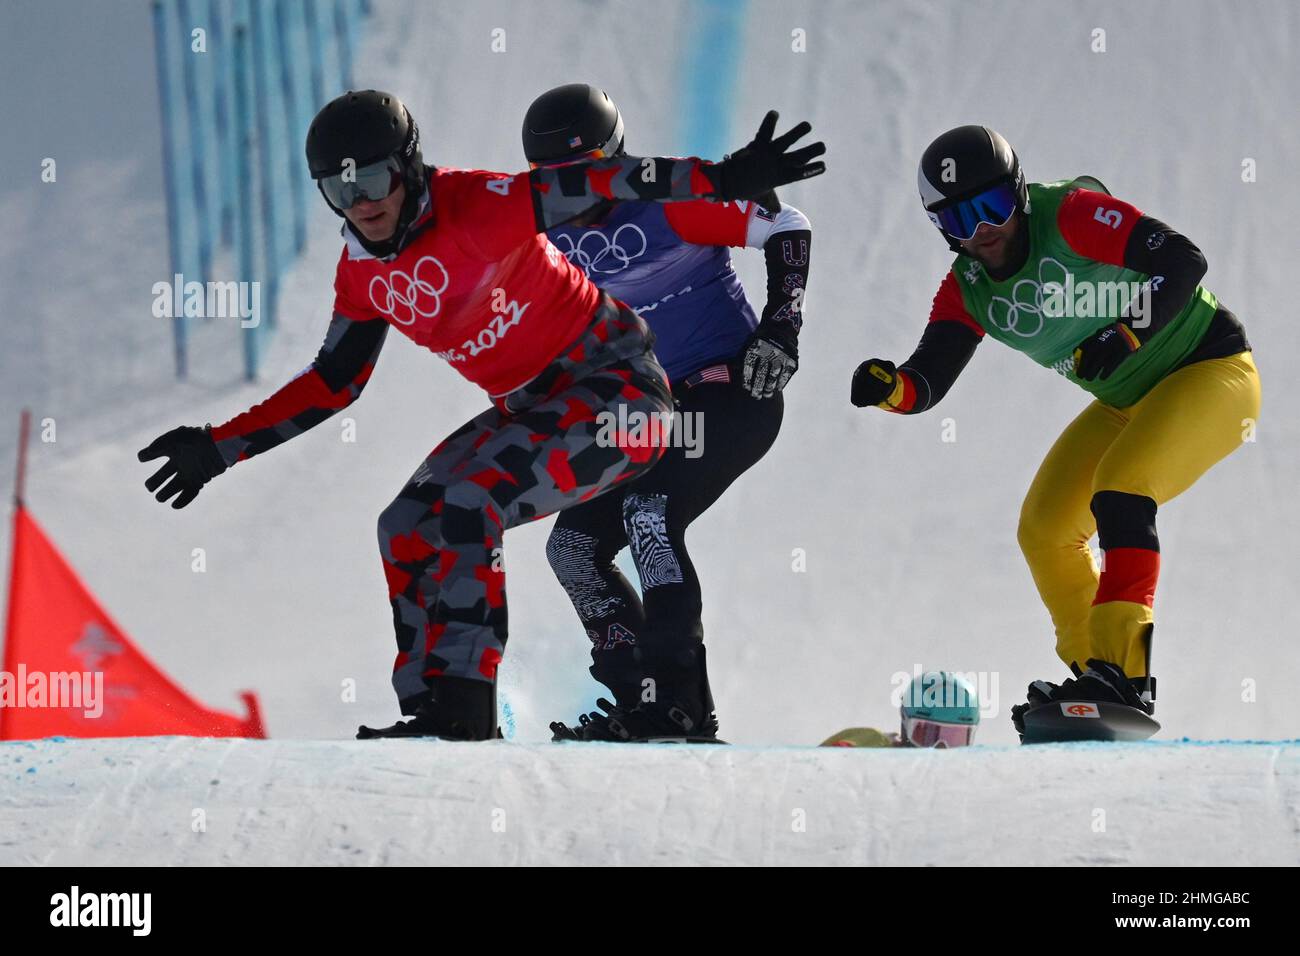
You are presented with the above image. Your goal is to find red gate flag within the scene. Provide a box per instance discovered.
[1,505,265,740]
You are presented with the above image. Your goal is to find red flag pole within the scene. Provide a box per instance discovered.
[13,408,30,508]
[3,409,31,737]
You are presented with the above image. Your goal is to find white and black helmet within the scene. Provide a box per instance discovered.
[917,125,1028,252]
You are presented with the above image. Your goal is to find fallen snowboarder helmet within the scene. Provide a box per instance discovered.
[899,671,980,748]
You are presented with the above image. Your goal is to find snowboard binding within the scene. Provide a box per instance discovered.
[1014,625,1160,744]
[551,645,724,743]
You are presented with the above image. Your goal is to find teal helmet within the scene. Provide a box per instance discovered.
[900,671,980,747]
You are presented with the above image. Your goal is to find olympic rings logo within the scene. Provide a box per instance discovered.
[368,255,451,326]
[554,224,648,276]
[985,256,1070,339]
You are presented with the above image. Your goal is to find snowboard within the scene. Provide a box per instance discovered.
[1018,699,1160,744]
[355,725,505,740]
[552,734,728,744]
[631,736,728,745]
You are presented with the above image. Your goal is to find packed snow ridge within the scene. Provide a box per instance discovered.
[3,737,1296,865]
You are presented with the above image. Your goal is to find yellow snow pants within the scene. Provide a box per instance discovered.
[1016,351,1260,676]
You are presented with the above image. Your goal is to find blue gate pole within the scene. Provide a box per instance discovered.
[176,0,214,283]
[151,0,188,379]
[275,0,308,253]
[210,0,236,247]
[303,0,326,109]
[332,0,354,91]
[249,1,280,331]
[233,21,260,381]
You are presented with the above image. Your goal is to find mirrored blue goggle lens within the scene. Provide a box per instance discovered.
[932,181,1018,241]
[319,157,402,210]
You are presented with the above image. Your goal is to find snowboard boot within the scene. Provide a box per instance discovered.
[1069,658,1156,715]
[357,675,499,740]
[604,643,719,741]
[587,643,642,703]
[1065,622,1157,714]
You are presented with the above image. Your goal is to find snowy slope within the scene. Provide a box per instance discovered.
[3,737,1298,866]
[1,0,1298,759]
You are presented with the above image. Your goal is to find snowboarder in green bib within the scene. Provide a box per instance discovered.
[851,126,1259,736]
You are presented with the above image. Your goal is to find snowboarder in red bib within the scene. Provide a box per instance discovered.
[850,126,1259,738]
[137,90,825,740]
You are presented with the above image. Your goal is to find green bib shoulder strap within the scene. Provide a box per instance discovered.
[1069,175,1110,195]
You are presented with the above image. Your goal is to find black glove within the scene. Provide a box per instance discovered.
[715,111,825,203]
[850,358,900,408]
[1072,323,1140,381]
[138,425,228,509]
[741,322,798,399]
[721,138,782,212]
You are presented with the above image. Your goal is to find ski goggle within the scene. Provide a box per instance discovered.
[927,180,1019,242]
[901,716,977,748]
[317,156,403,210]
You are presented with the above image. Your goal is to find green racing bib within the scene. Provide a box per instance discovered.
[948,179,1219,408]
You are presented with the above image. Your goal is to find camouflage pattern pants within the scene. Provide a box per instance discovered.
[379,297,672,712]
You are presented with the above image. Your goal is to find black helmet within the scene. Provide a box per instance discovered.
[305,90,426,256]
[522,83,624,165]
[917,125,1027,252]
[306,89,422,179]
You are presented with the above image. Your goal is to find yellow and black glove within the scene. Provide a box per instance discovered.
[1072,323,1141,382]
[850,358,905,408]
